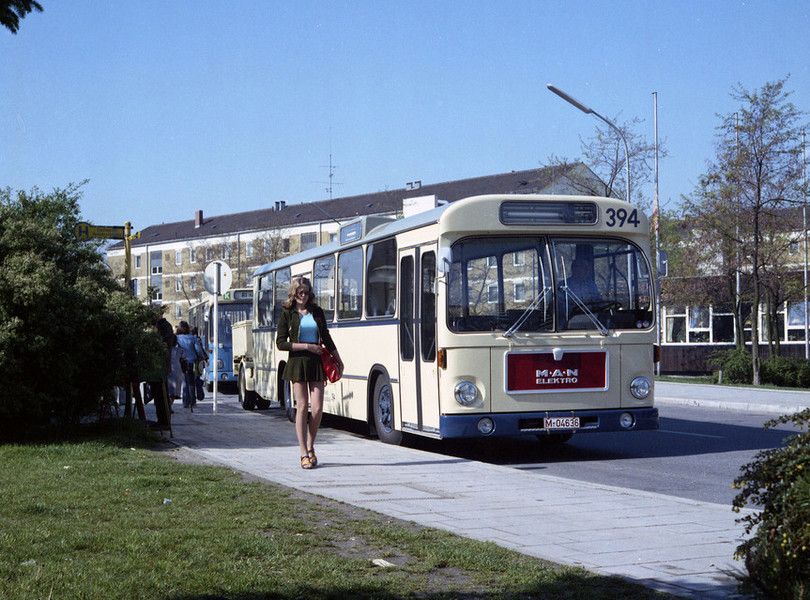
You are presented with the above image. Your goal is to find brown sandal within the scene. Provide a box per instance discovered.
[300,455,313,470]
[307,449,318,467]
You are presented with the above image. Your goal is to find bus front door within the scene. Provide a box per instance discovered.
[397,245,440,435]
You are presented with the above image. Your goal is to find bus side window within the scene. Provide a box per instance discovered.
[421,251,436,362]
[257,274,273,327]
[366,239,396,317]
[314,256,336,321]
[273,268,291,326]
[338,248,363,320]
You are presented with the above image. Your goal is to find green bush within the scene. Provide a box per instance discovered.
[797,361,810,388]
[714,348,753,384]
[0,185,164,428]
[761,356,800,387]
[733,409,810,599]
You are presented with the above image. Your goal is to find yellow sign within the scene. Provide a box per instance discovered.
[74,222,127,240]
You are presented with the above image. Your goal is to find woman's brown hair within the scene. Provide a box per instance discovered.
[282,276,317,310]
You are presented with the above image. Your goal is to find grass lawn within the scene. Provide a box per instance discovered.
[0,423,669,600]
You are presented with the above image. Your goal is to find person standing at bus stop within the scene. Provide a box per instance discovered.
[176,321,206,410]
[276,276,342,469]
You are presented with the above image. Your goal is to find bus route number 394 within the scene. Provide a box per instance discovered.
[605,208,639,228]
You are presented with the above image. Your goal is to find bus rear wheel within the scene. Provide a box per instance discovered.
[372,375,402,445]
[239,366,256,410]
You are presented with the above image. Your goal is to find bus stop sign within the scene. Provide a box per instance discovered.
[204,260,233,295]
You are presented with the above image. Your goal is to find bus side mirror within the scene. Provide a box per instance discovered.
[437,246,452,275]
[657,249,668,277]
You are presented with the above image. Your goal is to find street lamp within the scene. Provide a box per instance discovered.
[547,84,631,203]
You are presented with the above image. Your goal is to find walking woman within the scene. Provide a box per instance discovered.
[276,276,343,469]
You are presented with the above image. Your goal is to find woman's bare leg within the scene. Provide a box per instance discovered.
[293,382,310,457]
[306,382,324,451]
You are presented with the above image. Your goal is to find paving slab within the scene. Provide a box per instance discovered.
[166,398,753,598]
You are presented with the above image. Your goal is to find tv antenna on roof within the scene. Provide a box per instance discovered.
[316,153,343,200]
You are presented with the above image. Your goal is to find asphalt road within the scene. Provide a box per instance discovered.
[213,392,797,507]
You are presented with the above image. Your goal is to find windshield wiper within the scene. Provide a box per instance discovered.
[504,286,551,338]
[560,285,609,336]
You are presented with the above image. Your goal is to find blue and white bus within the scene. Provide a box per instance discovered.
[189,288,253,391]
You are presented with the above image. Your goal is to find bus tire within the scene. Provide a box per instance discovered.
[372,375,402,445]
[536,432,574,445]
[283,380,295,423]
[239,366,256,410]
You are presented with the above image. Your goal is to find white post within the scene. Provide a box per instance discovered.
[653,91,661,375]
[213,262,220,414]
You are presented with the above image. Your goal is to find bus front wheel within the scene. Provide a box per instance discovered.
[239,366,256,410]
[372,375,402,445]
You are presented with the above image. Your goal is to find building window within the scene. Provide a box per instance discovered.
[246,243,254,258]
[175,250,182,266]
[789,241,800,255]
[190,247,196,263]
[486,256,497,268]
[222,244,232,260]
[487,283,498,304]
[175,304,182,318]
[206,247,213,261]
[135,255,141,268]
[301,232,317,251]
[189,277,196,291]
[175,278,182,292]
[664,306,686,343]
[513,252,526,267]
[514,282,526,302]
[151,265,163,275]
[131,279,139,296]
[282,238,290,253]
[688,306,710,343]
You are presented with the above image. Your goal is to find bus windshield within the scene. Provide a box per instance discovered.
[210,303,251,340]
[448,236,652,333]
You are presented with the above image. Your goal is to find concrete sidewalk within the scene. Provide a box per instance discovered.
[167,398,753,599]
[656,380,810,415]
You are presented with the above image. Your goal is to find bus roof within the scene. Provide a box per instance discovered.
[251,201,450,278]
[250,194,623,279]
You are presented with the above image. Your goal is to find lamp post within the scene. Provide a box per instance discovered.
[547,84,631,203]
[803,129,808,359]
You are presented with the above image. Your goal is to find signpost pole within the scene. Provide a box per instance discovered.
[213,262,220,414]
[124,221,132,294]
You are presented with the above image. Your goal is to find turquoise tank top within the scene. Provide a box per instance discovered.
[298,313,319,343]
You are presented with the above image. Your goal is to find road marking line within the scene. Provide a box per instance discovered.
[659,429,724,439]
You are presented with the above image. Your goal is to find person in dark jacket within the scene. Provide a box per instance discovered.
[276,276,342,469]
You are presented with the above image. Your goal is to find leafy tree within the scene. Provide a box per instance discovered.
[546,115,662,212]
[1,0,42,34]
[0,184,163,428]
[683,78,807,384]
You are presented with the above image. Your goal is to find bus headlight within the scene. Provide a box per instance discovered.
[630,376,650,399]
[216,359,224,369]
[454,380,478,406]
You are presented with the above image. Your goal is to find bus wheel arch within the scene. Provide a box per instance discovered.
[369,366,402,445]
[238,364,257,410]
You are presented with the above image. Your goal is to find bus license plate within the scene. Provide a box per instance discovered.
[544,417,579,430]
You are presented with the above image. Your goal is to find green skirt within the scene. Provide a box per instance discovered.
[283,350,326,383]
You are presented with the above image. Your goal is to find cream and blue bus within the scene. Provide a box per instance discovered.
[189,287,253,392]
[236,194,658,444]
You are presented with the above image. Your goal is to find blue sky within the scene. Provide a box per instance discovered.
[1,1,808,231]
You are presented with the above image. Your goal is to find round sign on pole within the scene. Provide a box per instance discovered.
[204,260,233,295]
